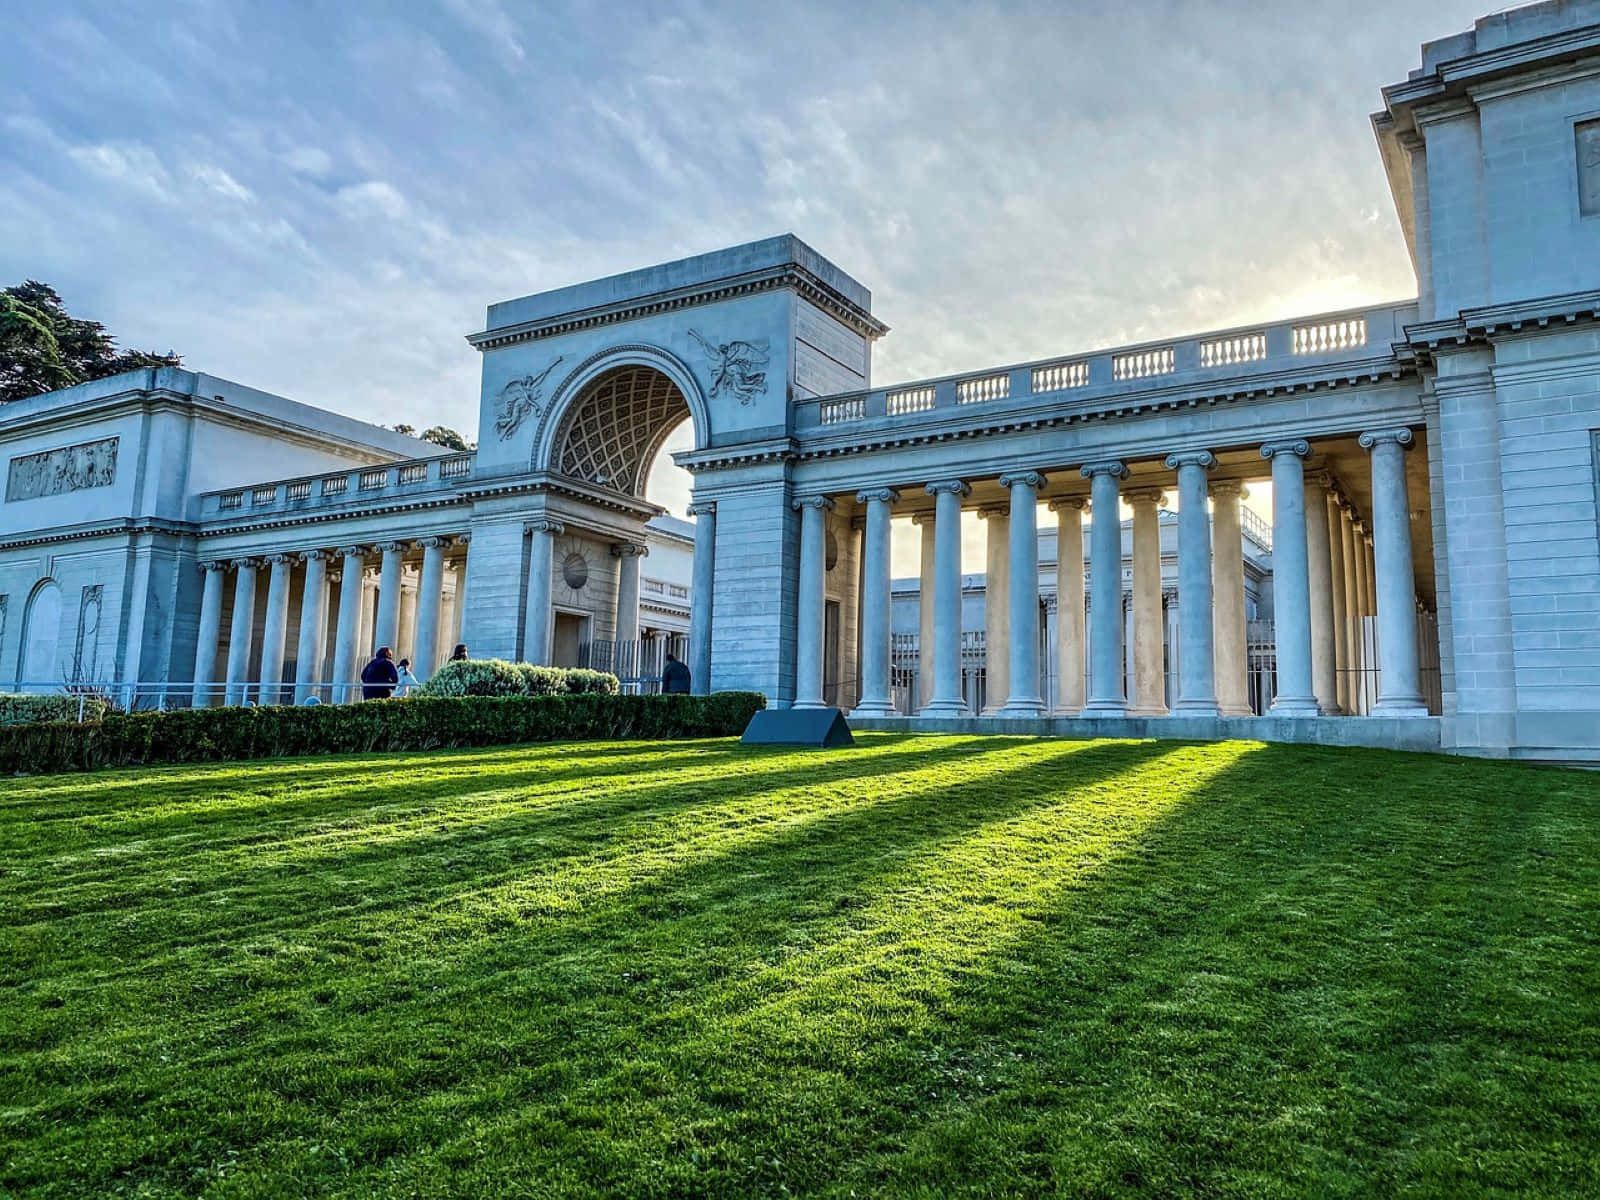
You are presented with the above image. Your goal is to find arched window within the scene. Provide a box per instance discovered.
[19,579,63,690]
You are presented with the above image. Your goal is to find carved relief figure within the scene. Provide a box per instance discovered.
[73,584,102,681]
[6,437,119,502]
[1579,119,1600,218]
[689,329,770,404]
[494,356,564,440]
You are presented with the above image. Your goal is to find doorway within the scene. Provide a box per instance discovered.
[552,612,587,668]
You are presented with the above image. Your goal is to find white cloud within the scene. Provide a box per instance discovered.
[65,141,175,204]
[190,164,254,203]
[282,145,332,177]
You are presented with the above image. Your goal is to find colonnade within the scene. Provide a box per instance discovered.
[795,428,1430,719]
[191,535,469,705]
[522,519,652,673]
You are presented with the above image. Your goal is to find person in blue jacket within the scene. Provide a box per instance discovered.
[361,646,400,700]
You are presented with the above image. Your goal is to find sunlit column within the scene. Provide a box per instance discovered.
[191,561,226,708]
[1341,511,1364,713]
[331,547,367,703]
[921,480,970,716]
[450,534,471,651]
[1305,472,1339,715]
[978,505,1010,712]
[1209,481,1251,716]
[397,574,419,661]
[293,550,329,703]
[998,470,1047,715]
[915,513,936,708]
[854,487,899,716]
[613,542,647,645]
[524,519,563,665]
[223,558,258,706]
[1361,428,1429,716]
[688,501,716,695]
[1126,487,1168,716]
[412,537,449,682]
[792,495,833,709]
[1167,450,1218,716]
[1260,440,1319,716]
[372,541,407,654]
[1080,461,1128,716]
[1326,494,1351,715]
[1049,496,1087,714]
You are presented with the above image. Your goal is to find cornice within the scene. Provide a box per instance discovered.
[0,515,193,551]
[196,491,473,537]
[1405,291,1600,363]
[466,265,889,352]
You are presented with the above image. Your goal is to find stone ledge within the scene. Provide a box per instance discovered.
[847,714,1444,754]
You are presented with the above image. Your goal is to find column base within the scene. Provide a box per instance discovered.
[919,698,971,717]
[852,698,898,717]
[1373,698,1430,718]
[1318,701,1347,716]
[1080,700,1128,718]
[997,697,1048,717]
[1218,703,1255,718]
[1269,696,1321,717]
[1171,700,1221,717]
[792,699,829,710]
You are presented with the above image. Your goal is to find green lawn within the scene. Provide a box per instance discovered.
[2,735,1597,1198]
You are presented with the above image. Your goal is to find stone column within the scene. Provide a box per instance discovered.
[293,550,329,703]
[1050,497,1087,714]
[223,558,258,706]
[1167,451,1218,716]
[1341,511,1363,713]
[397,575,419,660]
[792,495,834,709]
[449,534,470,651]
[1260,440,1319,716]
[1327,495,1351,715]
[412,537,449,681]
[372,541,407,654]
[921,480,970,715]
[1210,481,1252,716]
[998,470,1047,715]
[612,543,647,647]
[1126,487,1168,716]
[1305,473,1339,715]
[688,501,716,695]
[854,487,899,715]
[331,547,366,702]
[523,519,563,665]
[1363,531,1378,621]
[1081,461,1128,716]
[191,561,226,708]
[915,513,937,708]
[978,505,1010,712]
[1361,429,1429,716]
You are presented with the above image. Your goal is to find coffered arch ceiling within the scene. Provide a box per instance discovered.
[551,365,691,498]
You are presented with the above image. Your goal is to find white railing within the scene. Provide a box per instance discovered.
[1031,360,1089,392]
[1240,505,1273,550]
[1199,332,1267,367]
[286,480,311,501]
[956,373,1009,404]
[1113,346,1175,380]
[440,455,473,479]
[886,385,936,415]
[7,680,399,713]
[358,468,389,490]
[251,486,278,506]
[219,491,243,510]
[1293,317,1367,354]
[397,462,428,484]
[819,396,866,424]
[322,474,348,496]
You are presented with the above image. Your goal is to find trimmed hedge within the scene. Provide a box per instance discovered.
[0,694,107,726]
[416,659,619,698]
[0,692,767,776]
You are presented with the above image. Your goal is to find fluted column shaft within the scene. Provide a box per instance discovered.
[256,555,294,705]
[1210,482,1251,716]
[223,560,258,706]
[1305,475,1339,714]
[1168,451,1218,715]
[792,496,833,708]
[1326,495,1351,715]
[1261,440,1319,715]
[1082,462,1128,716]
[979,507,1010,711]
[332,548,366,702]
[921,480,970,716]
[1126,488,1168,716]
[413,538,449,681]
[1340,512,1363,713]
[854,488,899,715]
[915,514,937,708]
[524,520,563,665]
[373,542,406,654]
[293,551,329,703]
[1051,498,1087,714]
[613,543,646,645]
[190,563,226,708]
[1363,429,1429,715]
[998,471,1046,714]
[688,502,716,695]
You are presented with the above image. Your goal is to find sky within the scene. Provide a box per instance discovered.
[1,0,1490,568]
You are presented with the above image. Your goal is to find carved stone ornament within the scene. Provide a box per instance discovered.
[494,356,564,440]
[6,437,119,502]
[688,329,770,404]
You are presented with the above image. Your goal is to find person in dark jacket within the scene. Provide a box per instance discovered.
[449,643,469,662]
[361,647,400,700]
[661,653,691,694]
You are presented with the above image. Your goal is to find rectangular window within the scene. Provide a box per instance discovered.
[1578,118,1600,218]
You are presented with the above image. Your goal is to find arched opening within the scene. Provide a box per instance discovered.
[19,580,62,688]
[551,364,692,500]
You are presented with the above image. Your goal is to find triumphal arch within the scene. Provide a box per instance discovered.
[2,2,1599,762]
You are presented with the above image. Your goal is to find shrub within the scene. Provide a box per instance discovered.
[417,659,619,699]
[0,693,107,726]
[0,692,767,776]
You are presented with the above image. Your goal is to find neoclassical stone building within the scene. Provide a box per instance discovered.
[2,1,1597,760]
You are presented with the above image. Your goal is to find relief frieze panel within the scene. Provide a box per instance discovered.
[6,437,119,502]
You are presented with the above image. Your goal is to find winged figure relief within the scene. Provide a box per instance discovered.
[494,355,564,440]
[689,329,771,404]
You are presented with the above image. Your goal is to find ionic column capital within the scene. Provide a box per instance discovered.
[610,542,649,558]
[1079,460,1128,480]
[336,545,369,560]
[1124,487,1167,507]
[1358,427,1415,451]
[526,519,565,536]
[454,532,471,546]
[1260,439,1310,460]
[1048,495,1089,512]
[230,557,260,570]
[417,536,453,550]
[910,510,937,525]
[792,495,836,512]
[299,549,329,563]
[855,487,900,506]
[998,469,1048,490]
[1163,449,1216,471]
[687,500,717,518]
[263,553,295,566]
[1209,478,1249,499]
[976,505,1010,521]
[924,479,971,498]
[1306,469,1337,490]
[197,559,227,573]
[374,540,409,554]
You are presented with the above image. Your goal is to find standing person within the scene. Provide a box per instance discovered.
[360,647,400,700]
[394,657,420,697]
[661,652,691,694]
[449,644,469,662]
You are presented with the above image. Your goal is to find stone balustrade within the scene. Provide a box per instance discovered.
[198,451,476,522]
